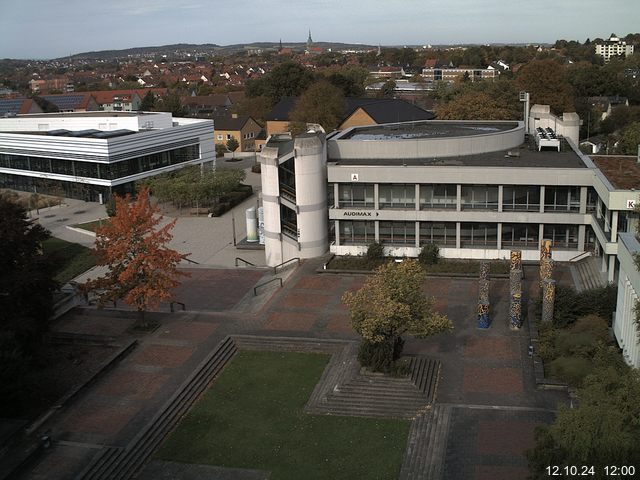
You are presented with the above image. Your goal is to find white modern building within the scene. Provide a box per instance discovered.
[595,33,634,63]
[259,107,640,368]
[0,111,215,202]
[614,232,640,368]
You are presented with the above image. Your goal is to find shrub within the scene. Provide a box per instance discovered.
[358,337,404,373]
[418,244,439,265]
[366,242,384,261]
[548,356,593,387]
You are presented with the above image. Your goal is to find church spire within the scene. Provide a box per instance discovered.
[307,29,313,52]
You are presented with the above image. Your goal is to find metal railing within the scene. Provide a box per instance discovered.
[273,257,300,274]
[182,256,200,265]
[254,277,283,296]
[235,257,257,267]
[568,251,592,262]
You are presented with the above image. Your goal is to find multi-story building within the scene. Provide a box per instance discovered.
[259,108,640,366]
[421,66,496,83]
[595,33,634,62]
[0,111,215,202]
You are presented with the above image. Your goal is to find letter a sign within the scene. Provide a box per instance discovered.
[351,173,359,182]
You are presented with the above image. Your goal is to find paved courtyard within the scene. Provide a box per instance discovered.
[18,259,570,480]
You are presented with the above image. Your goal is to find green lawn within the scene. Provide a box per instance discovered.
[156,351,410,480]
[42,237,96,283]
[73,219,108,232]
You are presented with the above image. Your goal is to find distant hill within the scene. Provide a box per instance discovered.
[58,42,378,60]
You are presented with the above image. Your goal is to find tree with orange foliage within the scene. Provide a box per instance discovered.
[84,186,188,324]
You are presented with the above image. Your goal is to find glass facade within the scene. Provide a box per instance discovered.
[543,224,579,249]
[0,145,199,181]
[419,184,456,209]
[502,185,540,211]
[378,184,415,209]
[461,185,499,211]
[338,183,374,208]
[460,223,498,247]
[502,223,539,248]
[379,221,416,245]
[544,186,580,212]
[339,220,375,245]
[278,157,296,201]
[419,222,456,246]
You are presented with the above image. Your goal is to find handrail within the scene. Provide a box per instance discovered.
[235,257,257,267]
[254,277,283,296]
[273,257,300,274]
[568,251,591,262]
[182,255,200,265]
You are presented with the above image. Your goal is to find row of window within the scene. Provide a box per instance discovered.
[331,183,592,212]
[0,145,200,181]
[337,221,582,249]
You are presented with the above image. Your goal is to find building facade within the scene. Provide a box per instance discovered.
[595,34,634,62]
[421,67,496,83]
[0,112,215,202]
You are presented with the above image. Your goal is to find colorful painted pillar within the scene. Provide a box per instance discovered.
[510,250,523,329]
[477,261,490,328]
[542,279,556,323]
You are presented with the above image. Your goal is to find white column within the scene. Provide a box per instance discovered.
[456,184,462,212]
[539,186,545,213]
[498,185,503,213]
[608,255,616,283]
[611,211,619,243]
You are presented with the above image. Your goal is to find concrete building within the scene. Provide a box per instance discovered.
[0,111,215,202]
[595,34,634,63]
[421,66,496,83]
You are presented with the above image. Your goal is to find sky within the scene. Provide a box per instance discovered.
[1,0,639,59]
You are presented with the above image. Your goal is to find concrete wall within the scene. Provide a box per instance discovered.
[614,233,640,368]
[528,105,580,146]
[328,121,524,160]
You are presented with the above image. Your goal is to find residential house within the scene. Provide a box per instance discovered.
[215,114,263,152]
[421,65,496,83]
[586,96,629,121]
[0,97,43,116]
[39,93,100,112]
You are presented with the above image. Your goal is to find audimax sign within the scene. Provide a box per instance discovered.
[343,211,379,217]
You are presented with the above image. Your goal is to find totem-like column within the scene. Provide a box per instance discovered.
[480,261,490,281]
[477,279,490,329]
[540,239,552,260]
[510,250,522,272]
[539,257,554,288]
[541,279,556,323]
[509,292,522,329]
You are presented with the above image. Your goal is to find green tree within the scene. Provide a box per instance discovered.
[289,80,346,132]
[226,137,239,153]
[342,260,452,372]
[215,143,227,157]
[139,91,156,111]
[436,90,519,120]
[527,356,640,477]
[516,59,575,113]
[616,121,640,155]
[0,197,57,349]
[156,92,184,116]
[246,61,315,104]
[380,79,396,98]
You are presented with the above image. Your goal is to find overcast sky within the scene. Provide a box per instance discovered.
[1,0,638,59]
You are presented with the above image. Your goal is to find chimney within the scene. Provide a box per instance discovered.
[232,113,238,119]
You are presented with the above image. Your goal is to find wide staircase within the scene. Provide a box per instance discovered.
[570,255,608,292]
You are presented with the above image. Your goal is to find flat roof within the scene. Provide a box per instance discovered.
[591,156,640,190]
[330,141,587,169]
[340,121,518,140]
[14,111,158,118]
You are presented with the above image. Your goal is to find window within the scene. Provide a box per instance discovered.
[339,221,375,245]
[420,184,456,209]
[420,222,456,246]
[502,185,540,211]
[543,224,579,249]
[460,223,498,248]
[226,134,232,140]
[544,186,580,212]
[586,187,597,213]
[338,183,374,208]
[461,185,498,210]
[379,221,415,245]
[378,184,415,209]
[217,134,223,140]
[502,223,539,248]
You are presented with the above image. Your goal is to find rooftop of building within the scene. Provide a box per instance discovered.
[329,140,587,169]
[339,120,517,141]
[591,155,640,190]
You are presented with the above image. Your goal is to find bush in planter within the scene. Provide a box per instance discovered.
[418,243,439,265]
[367,242,384,261]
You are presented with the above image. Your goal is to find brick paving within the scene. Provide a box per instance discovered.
[19,260,574,480]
